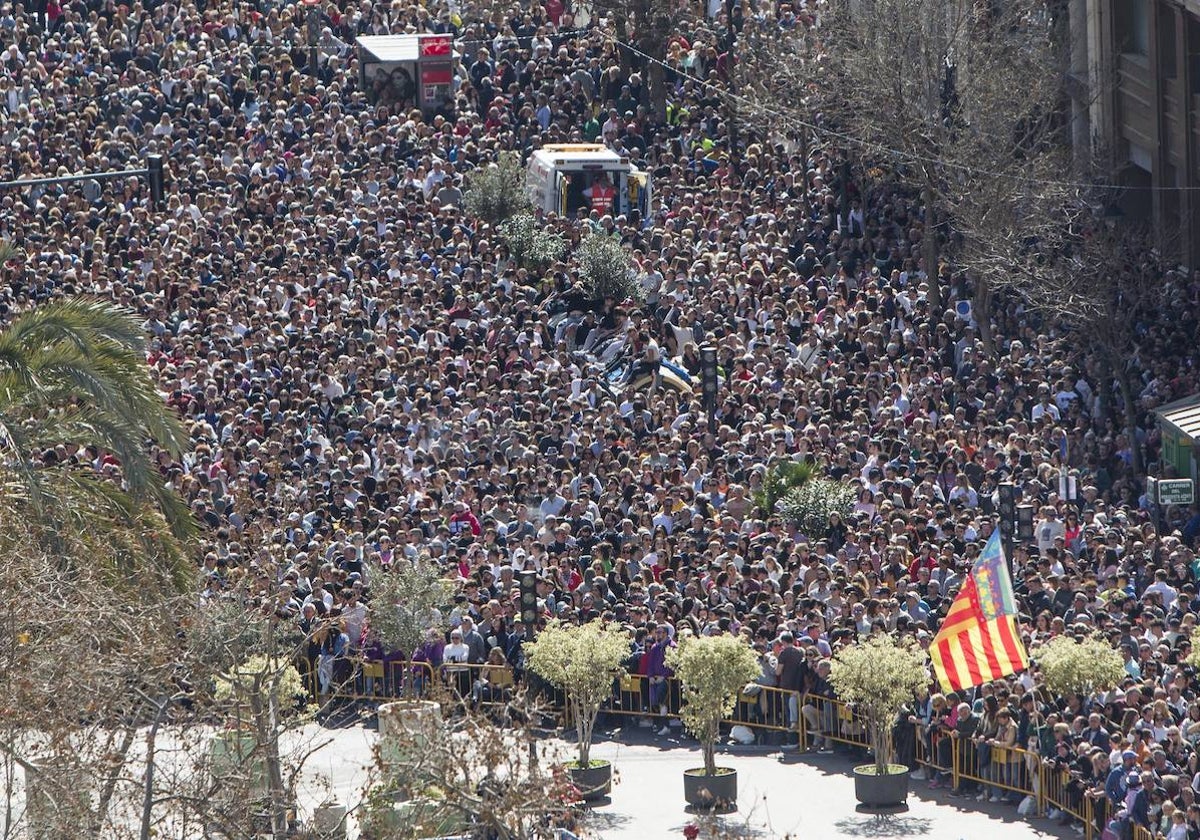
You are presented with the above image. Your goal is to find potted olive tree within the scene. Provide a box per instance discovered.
[667,634,760,811]
[1037,634,1126,700]
[828,634,929,809]
[524,619,631,800]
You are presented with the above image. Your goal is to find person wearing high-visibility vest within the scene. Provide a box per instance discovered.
[584,173,616,216]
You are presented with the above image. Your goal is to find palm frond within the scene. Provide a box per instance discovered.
[0,466,194,591]
[0,298,147,357]
[0,298,195,576]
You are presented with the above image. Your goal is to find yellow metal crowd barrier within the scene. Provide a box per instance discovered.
[795,694,869,750]
[312,658,1162,839]
[299,656,437,703]
[306,657,1145,840]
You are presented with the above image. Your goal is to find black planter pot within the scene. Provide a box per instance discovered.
[852,765,910,808]
[683,768,738,811]
[568,761,612,801]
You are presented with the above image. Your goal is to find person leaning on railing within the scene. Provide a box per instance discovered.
[940,703,979,795]
[924,693,955,788]
[987,708,1020,803]
[1083,751,1114,834]
[972,695,1001,801]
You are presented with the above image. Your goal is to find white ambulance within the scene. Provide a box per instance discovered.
[525,144,652,225]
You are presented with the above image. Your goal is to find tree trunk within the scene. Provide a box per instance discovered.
[89,725,138,840]
[1115,360,1144,476]
[922,183,942,312]
[1096,356,1113,429]
[799,131,812,218]
[703,720,717,776]
[577,701,593,768]
[646,42,667,121]
[974,274,995,357]
[870,713,889,776]
[614,5,633,76]
[138,702,168,840]
[250,677,288,840]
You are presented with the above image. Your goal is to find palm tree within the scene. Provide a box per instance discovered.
[0,290,194,587]
[753,459,818,517]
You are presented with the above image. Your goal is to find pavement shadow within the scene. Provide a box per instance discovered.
[670,816,770,838]
[585,806,633,833]
[833,812,932,838]
[777,750,1076,839]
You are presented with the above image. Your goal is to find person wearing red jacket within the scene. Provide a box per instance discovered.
[448,501,481,537]
[907,542,938,580]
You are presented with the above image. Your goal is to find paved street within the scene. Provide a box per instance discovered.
[289,721,1076,840]
[582,730,1072,840]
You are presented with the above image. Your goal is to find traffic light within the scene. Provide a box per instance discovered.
[997,482,1015,562]
[700,345,718,419]
[1016,505,1035,544]
[519,571,539,634]
[146,155,164,207]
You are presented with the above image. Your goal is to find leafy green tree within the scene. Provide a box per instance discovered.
[524,619,631,768]
[463,152,531,227]
[753,460,817,517]
[576,232,639,303]
[778,478,855,537]
[499,213,566,273]
[365,559,454,657]
[1037,635,1126,700]
[667,634,760,777]
[828,634,929,775]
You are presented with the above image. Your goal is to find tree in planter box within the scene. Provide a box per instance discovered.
[524,619,630,769]
[1037,634,1125,700]
[828,634,928,776]
[666,634,760,778]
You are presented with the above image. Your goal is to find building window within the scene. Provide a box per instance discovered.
[1115,0,1149,56]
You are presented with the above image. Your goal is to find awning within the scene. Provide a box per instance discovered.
[356,34,456,63]
[1157,393,1200,441]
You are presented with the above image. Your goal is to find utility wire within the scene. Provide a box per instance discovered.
[605,30,1200,193]
[21,19,1200,193]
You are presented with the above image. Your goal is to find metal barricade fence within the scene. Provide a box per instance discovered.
[1038,759,1104,840]
[313,658,437,703]
[443,661,518,709]
[798,694,870,751]
[727,684,793,733]
[949,736,1035,804]
[1131,823,1156,840]
[1041,756,1068,817]
[317,660,1125,839]
[600,672,656,720]
[913,722,932,770]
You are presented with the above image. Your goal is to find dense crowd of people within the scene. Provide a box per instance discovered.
[5,0,1200,836]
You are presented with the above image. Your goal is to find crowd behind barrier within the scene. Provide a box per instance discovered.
[303,655,1191,838]
[4,0,1200,834]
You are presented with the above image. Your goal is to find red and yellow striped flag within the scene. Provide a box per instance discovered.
[929,531,1030,692]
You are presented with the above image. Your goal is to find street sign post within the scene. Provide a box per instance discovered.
[1155,479,1195,506]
